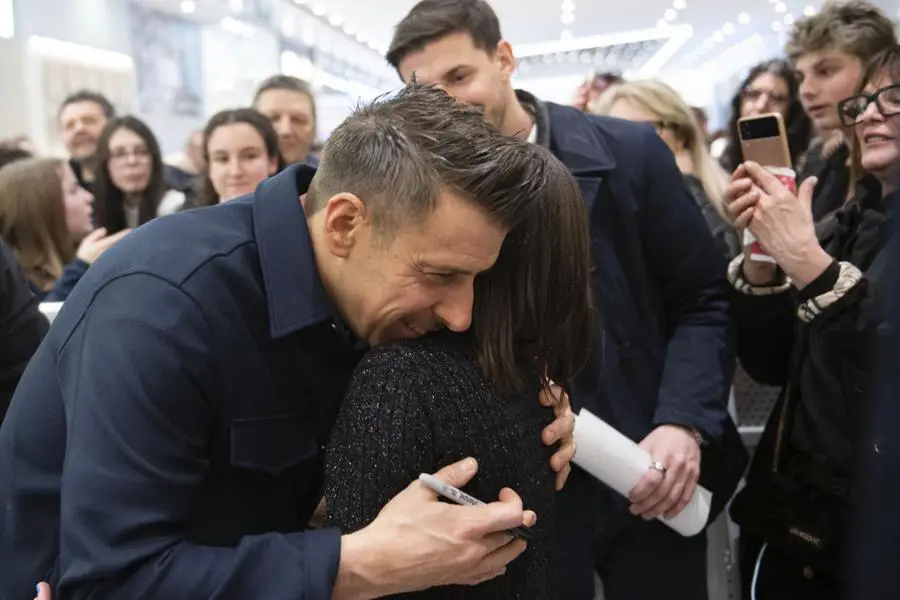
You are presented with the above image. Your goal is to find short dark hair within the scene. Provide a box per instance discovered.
[93,115,166,234]
[0,146,32,171]
[307,84,542,235]
[386,0,502,69]
[253,75,317,119]
[192,108,284,208]
[786,0,896,63]
[58,90,116,120]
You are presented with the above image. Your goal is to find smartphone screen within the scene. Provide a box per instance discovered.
[738,113,792,168]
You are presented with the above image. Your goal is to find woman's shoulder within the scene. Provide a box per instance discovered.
[357,331,478,379]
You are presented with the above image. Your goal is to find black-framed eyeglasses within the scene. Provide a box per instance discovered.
[838,83,900,127]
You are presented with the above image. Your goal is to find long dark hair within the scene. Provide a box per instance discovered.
[723,59,813,172]
[192,108,283,208]
[471,146,596,394]
[93,115,167,234]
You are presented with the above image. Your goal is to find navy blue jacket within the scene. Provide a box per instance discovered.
[525,94,746,515]
[0,165,364,600]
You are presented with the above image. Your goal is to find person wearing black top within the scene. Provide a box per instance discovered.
[326,152,594,599]
[724,46,900,598]
[0,238,48,425]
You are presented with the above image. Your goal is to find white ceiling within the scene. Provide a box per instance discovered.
[135,0,900,73]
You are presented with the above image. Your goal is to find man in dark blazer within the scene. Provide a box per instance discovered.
[0,86,577,600]
[388,2,748,599]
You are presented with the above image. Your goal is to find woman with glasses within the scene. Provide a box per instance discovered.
[591,78,739,258]
[93,116,185,234]
[719,60,813,175]
[722,46,900,600]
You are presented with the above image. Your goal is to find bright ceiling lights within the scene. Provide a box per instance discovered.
[561,11,574,24]
[784,13,795,25]
[804,5,816,16]
[774,2,787,13]
[712,31,724,43]
[772,21,783,31]
[561,29,573,41]
[722,22,734,35]
[343,23,356,35]
[561,0,576,12]
[657,18,668,28]
[664,8,677,21]
[738,12,750,24]
[179,0,195,13]
[311,3,326,16]
[328,13,342,26]
[673,0,686,9]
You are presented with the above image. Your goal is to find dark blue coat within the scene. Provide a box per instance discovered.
[528,95,747,517]
[0,165,364,600]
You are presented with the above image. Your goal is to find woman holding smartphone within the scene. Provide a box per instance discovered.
[725,46,900,600]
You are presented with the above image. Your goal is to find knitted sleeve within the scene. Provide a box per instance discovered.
[324,345,436,534]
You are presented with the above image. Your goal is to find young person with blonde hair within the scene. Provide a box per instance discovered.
[592,79,738,257]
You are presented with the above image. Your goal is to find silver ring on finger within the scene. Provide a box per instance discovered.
[649,461,668,476]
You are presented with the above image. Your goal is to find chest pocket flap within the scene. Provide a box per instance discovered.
[230,414,318,475]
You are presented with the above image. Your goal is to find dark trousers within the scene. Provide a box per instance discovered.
[556,467,708,600]
[739,535,842,600]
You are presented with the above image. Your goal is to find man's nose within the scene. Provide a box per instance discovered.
[274,117,293,136]
[435,284,474,332]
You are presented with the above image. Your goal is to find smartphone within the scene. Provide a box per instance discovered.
[738,113,792,168]
[418,473,534,541]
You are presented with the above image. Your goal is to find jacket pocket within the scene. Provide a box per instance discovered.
[230,414,318,475]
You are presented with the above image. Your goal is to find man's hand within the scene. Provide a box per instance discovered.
[628,425,701,521]
[34,583,51,600]
[539,383,576,490]
[332,458,535,599]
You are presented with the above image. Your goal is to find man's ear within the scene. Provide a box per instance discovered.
[495,40,516,82]
[321,192,368,258]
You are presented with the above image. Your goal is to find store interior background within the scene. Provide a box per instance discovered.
[1,0,899,158]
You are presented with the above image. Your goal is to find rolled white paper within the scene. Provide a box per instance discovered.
[572,408,712,537]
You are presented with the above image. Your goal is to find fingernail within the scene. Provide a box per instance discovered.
[461,458,476,472]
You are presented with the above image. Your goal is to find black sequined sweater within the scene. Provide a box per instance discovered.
[324,331,558,599]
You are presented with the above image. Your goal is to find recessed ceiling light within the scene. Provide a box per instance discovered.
[561,0,576,12]
[804,5,816,16]
[343,23,356,35]
[784,13,795,25]
[775,2,787,13]
[179,0,196,13]
[657,18,668,28]
[772,20,783,31]
[664,8,677,20]
[712,31,724,42]
[356,31,368,43]
[722,22,735,34]
[673,0,686,9]
[738,12,750,24]
[328,13,343,26]
[561,11,574,24]
[561,29,574,41]
[312,3,326,16]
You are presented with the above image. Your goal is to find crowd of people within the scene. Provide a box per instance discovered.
[0,0,897,599]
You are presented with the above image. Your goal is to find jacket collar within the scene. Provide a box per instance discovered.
[515,89,617,175]
[252,164,335,339]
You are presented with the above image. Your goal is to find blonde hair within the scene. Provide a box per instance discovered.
[0,158,72,291]
[589,79,730,219]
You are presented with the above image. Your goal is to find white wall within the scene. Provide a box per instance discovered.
[201,23,280,117]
